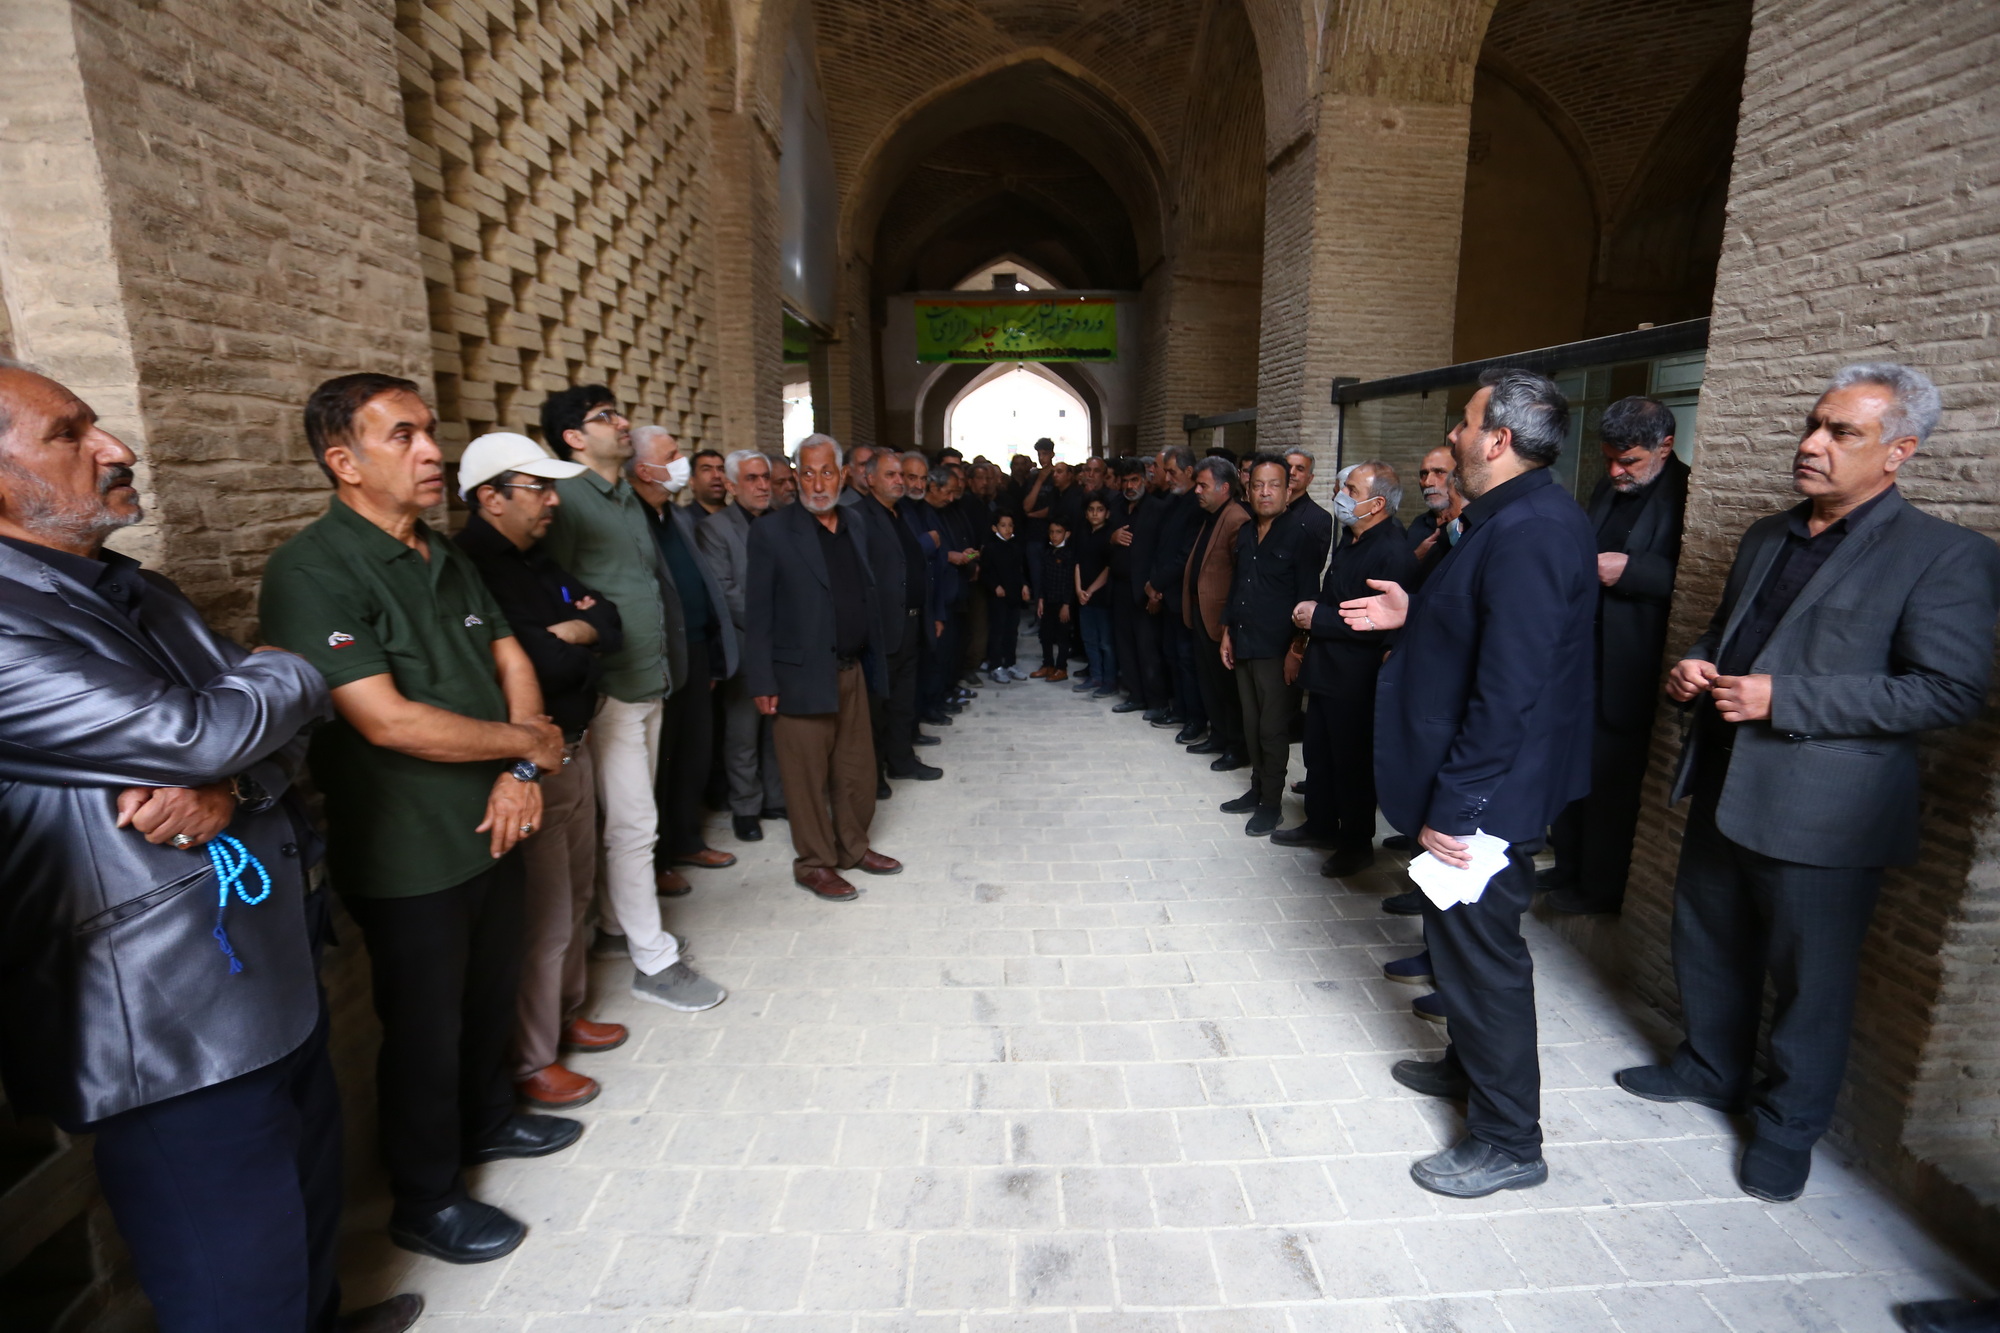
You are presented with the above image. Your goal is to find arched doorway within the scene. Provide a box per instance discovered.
[941,364,1094,464]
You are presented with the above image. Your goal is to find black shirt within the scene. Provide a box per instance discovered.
[1040,540,1077,609]
[1301,517,1417,695]
[1077,524,1113,589]
[1717,487,1894,677]
[983,531,1028,597]
[454,512,625,741]
[650,504,715,640]
[1595,484,1651,555]
[819,517,870,659]
[0,536,151,622]
[1228,502,1333,660]
[880,498,927,612]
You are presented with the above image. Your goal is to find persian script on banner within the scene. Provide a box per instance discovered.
[914,297,1119,363]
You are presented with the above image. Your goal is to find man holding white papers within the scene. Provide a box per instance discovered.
[1341,369,1597,1198]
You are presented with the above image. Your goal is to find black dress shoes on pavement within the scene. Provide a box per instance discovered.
[1391,1057,1469,1100]
[731,814,762,841]
[389,1199,526,1264]
[1173,724,1206,745]
[1112,699,1147,714]
[890,760,944,780]
[1613,1063,1742,1112]
[1209,752,1247,772]
[1244,805,1281,837]
[1381,888,1425,915]
[876,775,892,800]
[760,805,788,820]
[1739,1137,1813,1202]
[914,731,941,745]
[1410,1137,1547,1198]
[1270,823,1331,849]
[1895,1298,2000,1332]
[337,1295,425,1333]
[1219,789,1259,814]
[1186,738,1224,755]
[465,1112,583,1163]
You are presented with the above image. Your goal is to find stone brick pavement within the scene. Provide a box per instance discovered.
[340,671,1991,1331]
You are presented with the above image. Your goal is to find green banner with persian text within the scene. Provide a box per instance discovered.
[914,297,1118,362]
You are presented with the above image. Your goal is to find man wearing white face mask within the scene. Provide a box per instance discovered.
[1278,461,1419,874]
[539,387,725,1014]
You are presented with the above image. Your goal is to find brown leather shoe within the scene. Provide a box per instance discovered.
[1046,668,1068,682]
[1029,665,1053,678]
[673,847,738,869]
[561,1017,628,1053]
[516,1063,600,1108]
[795,867,859,900]
[855,850,903,875]
[656,868,692,897]
[336,1294,424,1333]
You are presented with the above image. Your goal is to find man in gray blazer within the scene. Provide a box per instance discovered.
[697,448,785,841]
[1617,362,2000,1203]
[1542,397,1690,914]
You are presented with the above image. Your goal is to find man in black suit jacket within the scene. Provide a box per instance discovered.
[1617,363,2000,1203]
[1543,398,1690,914]
[746,436,905,901]
[1344,369,1597,1198]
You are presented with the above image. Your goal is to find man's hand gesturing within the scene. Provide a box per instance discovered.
[1338,580,1409,633]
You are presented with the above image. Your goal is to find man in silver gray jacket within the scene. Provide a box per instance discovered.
[0,363,417,1331]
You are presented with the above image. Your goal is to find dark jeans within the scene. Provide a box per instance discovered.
[89,1000,342,1333]
[344,856,524,1214]
[1079,602,1116,684]
[1161,612,1205,730]
[924,607,963,710]
[1669,794,1883,1150]
[1425,844,1543,1161]
[986,593,1022,667]
[655,638,716,860]
[871,609,922,770]
[1302,680,1378,852]
[1234,655,1297,806]
[1546,719,1652,909]
[1193,623,1244,758]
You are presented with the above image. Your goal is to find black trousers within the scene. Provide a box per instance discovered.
[345,856,524,1214]
[1425,844,1542,1161]
[89,999,343,1333]
[1131,605,1169,708]
[1039,606,1073,667]
[1668,794,1882,1150]
[655,638,715,860]
[1111,585,1140,693]
[871,609,922,769]
[924,607,963,710]
[1301,680,1378,852]
[1161,613,1205,730]
[1234,655,1298,806]
[1193,623,1244,759]
[986,593,1022,667]
[1546,718,1652,909]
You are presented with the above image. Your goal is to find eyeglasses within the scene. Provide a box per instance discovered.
[582,408,628,427]
[496,481,550,494]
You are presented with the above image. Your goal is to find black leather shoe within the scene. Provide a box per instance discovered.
[942,701,964,714]
[890,761,943,780]
[465,1113,583,1163]
[1149,713,1184,728]
[388,1200,526,1264]
[876,776,892,800]
[1321,847,1377,878]
[1613,1064,1741,1112]
[1174,724,1207,745]
[922,711,953,726]
[1391,1057,1470,1100]
[1382,834,1413,851]
[1271,823,1332,849]
[1112,699,1147,714]
[337,1294,425,1333]
[731,814,762,842]
[1142,707,1172,723]
[914,732,941,746]
[760,806,788,820]
[1219,789,1259,814]
[1209,753,1247,772]
[1895,1298,2000,1332]
[1547,888,1620,915]
[1186,739,1224,755]
[1382,889,1425,915]
[1245,805,1281,837]
[1411,1137,1547,1198]
[1739,1138,1812,1203]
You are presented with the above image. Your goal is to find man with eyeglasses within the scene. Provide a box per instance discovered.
[538,387,725,1015]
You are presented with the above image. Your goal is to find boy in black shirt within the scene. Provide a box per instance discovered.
[1075,495,1119,697]
[983,511,1031,681]
[1034,518,1076,681]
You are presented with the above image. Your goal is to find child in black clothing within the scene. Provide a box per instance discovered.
[1074,495,1119,697]
[983,512,1031,681]
[1035,519,1076,681]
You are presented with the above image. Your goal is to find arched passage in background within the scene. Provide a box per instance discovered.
[938,363,1097,464]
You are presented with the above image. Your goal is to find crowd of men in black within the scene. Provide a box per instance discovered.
[2,351,1997,1333]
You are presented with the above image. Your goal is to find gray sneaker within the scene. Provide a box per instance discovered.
[631,961,726,1011]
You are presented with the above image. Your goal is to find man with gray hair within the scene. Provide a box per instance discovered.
[1340,367,1597,1198]
[1618,362,2000,1204]
[698,448,786,840]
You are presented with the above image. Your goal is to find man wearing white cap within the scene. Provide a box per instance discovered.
[453,434,633,1111]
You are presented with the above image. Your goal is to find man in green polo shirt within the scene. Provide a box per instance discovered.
[261,373,572,1268]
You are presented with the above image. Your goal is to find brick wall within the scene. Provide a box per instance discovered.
[1600,0,2000,1260]
[397,0,720,458]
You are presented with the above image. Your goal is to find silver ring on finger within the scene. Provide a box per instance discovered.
[171,833,195,849]
[519,823,534,835]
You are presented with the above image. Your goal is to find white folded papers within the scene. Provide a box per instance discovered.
[1406,830,1512,910]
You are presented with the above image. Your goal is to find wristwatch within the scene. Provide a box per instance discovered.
[509,760,543,784]
[228,771,274,813]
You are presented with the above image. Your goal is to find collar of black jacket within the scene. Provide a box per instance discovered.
[0,534,149,612]
[1461,465,1556,534]
[1781,482,1898,541]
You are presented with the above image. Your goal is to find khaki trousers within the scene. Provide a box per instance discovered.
[773,663,877,875]
[514,744,599,1076]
